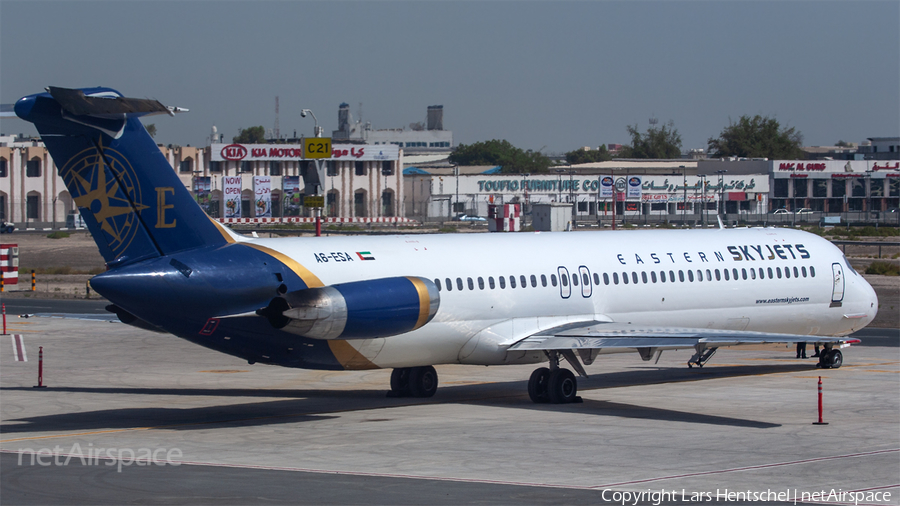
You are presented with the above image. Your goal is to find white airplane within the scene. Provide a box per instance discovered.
[11,87,877,404]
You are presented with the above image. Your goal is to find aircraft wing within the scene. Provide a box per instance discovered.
[508,323,861,352]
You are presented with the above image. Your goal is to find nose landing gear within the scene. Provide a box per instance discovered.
[816,348,843,369]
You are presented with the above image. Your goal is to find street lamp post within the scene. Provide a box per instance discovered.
[699,174,707,228]
[716,170,727,222]
[453,164,459,218]
[680,165,687,226]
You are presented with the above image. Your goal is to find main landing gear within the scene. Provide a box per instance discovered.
[388,366,438,398]
[528,351,582,404]
[816,347,843,369]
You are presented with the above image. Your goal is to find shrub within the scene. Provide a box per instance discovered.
[865,261,900,276]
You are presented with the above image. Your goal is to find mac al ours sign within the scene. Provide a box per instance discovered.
[210,143,399,162]
[774,160,899,177]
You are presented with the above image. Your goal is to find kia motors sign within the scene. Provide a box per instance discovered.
[211,143,398,162]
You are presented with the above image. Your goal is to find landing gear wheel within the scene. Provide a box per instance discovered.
[389,368,411,397]
[409,366,438,398]
[826,349,842,369]
[548,369,578,404]
[528,367,551,403]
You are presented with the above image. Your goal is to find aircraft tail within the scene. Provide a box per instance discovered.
[14,87,227,267]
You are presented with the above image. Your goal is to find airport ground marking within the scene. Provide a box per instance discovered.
[589,448,900,489]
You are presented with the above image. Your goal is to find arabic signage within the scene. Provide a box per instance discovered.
[773,160,899,178]
[460,175,766,197]
[210,143,398,162]
[254,176,272,218]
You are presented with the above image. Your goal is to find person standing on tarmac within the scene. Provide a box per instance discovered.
[796,342,807,359]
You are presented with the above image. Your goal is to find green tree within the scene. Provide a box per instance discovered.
[449,139,551,174]
[145,124,157,138]
[619,121,682,159]
[233,126,266,144]
[707,115,803,159]
[565,145,611,164]
[835,140,853,147]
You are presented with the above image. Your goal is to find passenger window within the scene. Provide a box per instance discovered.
[582,273,589,286]
[622,272,629,284]
[801,266,807,278]
[651,271,657,283]
[660,271,666,283]
[732,268,739,280]
[750,268,756,280]
[489,277,496,289]
[741,268,747,280]
[560,275,567,287]
[604,273,610,285]
[715,269,721,281]
[629,272,637,284]
[520,275,527,288]
[793,267,799,278]
[706,269,712,281]
[435,279,441,291]
[445,278,452,291]
[810,266,816,277]
[785,267,792,279]
[541,274,547,287]
[477,277,485,290]
[593,273,600,285]
[510,276,517,289]
[724,269,730,281]
[696,270,702,282]
[641,272,648,284]
[776,267,782,279]
[758,268,764,279]
[499,276,506,289]
[613,272,619,284]
[457,278,464,291]
[467,278,474,290]
[531,275,537,288]
[551,274,558,286]
[571,274,578,286]
[669,270,675,282]
[686,270,693,282]
[767,267,773,279]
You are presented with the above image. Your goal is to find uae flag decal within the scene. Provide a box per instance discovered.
[356,251,375,261]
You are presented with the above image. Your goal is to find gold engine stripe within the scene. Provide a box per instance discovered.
[327,341,379,370]
[406,276,431,330]
[242,243,324,288]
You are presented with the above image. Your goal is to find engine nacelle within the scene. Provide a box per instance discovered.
[258,276,440,340]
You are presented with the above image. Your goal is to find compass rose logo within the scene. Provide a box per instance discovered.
[60,142,149,257]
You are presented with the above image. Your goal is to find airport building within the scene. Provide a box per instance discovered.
[402,159,900,223]
[2,134,897,228]
[0,138,404,226]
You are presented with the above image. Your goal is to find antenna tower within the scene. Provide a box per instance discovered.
[274,96,280,139]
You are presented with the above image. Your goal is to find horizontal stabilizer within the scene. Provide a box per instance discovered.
[48,86,187,118]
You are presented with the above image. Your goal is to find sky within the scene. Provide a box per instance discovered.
[1,1,898,155]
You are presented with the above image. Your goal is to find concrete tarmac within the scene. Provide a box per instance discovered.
[1,317,898,505]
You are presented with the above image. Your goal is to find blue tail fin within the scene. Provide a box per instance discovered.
[15,87,226,266]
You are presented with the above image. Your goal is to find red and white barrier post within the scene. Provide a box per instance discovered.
[2,302,6,335]
[812,376,827,425]
[33,346,47,388]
